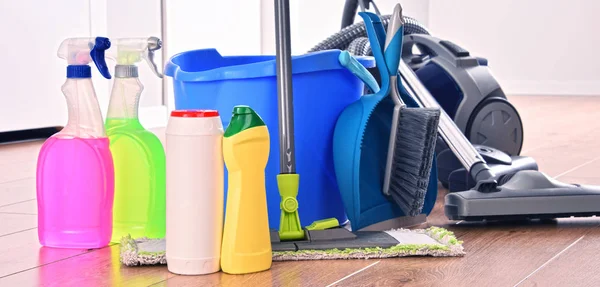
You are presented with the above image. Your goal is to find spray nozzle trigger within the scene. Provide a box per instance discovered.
[146,37,163,78]
[107,37,163,78]
[90,37,112,79]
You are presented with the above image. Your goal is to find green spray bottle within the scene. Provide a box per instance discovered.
[105,37,165,242]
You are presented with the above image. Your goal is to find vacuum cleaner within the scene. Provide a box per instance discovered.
[311,0,600,222]
[401,35,538,191]
[402,35,523,156]
[398,61,600,222]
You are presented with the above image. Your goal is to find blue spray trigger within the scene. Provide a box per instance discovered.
[91,37,112,79]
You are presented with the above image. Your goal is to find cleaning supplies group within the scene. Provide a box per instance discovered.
[36,37,271,275]
[37,3,439,275]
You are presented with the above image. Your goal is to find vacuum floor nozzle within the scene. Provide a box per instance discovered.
[445,170,600,221]
[437,144,539,192]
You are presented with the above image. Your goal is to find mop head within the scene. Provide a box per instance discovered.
[120,235,167,266]
[273,226,463,261]
[119,227,463,266]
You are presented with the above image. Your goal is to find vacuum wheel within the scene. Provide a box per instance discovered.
[466,97,524,156]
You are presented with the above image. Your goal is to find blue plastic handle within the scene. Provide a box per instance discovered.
[359,11,390,95]
[339,51,380,93]
[91,37,112,79]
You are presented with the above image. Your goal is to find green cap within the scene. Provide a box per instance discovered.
[224,105,266,137]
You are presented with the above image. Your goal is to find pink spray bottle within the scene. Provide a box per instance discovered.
[36,37,114,248]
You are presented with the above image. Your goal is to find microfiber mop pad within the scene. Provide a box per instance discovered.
[119,227,464,266]
[120,235,167,266]
[273,227,464,261]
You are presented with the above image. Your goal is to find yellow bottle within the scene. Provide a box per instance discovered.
[221,106,272,274]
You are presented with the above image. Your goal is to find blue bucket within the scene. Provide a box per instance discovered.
[165,48,375,228]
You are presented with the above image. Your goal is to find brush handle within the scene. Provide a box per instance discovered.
[383,4,404,75]
[383,3,406,107]
[339,50,380,93]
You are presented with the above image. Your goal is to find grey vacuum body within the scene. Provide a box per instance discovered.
[403,34,524,157]
[401,34,528,189]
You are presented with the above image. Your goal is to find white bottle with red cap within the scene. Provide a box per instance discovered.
[165,109,224,275]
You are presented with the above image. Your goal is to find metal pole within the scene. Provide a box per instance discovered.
[274,0,296,174]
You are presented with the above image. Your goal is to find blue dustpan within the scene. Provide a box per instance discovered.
[334,10,438,231]
[333,11,397,231]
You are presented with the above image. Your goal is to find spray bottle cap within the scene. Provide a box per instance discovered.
[57,37,111,79]
[107,37,163,78]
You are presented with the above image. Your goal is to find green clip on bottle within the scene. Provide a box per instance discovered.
[105,37,166,242]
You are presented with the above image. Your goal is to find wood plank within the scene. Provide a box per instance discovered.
[152,260,377,287]
[557,156,600,179]
[0,178,36,207]
[0,229,89,278]
[337,218,600,286]
[0,235,375,287]
[0,141,42,184]
[509,95,600,153]
[0,161,36,184]
[513,95,600,176]
[0,141,43,164]
[0,199,37,215]
[558,176,600,186]
[546,147,600,185]
[0,213,36,237]
[518,228,600,287]
[0,244,175,286]
[520,131,600,178]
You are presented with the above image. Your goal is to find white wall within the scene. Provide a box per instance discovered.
[0,0,107,133]
[258,0,600,96]
[428,0,600,96]
[1,0,595,133]
[161,0,600,116]
[107,0,163,109]
[260,0,430,55]
[162,0,263,112]
[106,0,166,128]
[0,0,170,132]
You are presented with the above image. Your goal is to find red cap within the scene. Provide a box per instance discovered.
[171,110,219,118]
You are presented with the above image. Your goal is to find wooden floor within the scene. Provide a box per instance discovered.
[1,95,600,286]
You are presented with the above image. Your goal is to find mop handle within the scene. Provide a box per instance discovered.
[275,0,296,174]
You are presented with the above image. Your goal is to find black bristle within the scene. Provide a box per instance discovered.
[388,107,440,216]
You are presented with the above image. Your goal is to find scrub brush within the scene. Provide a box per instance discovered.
[383,4,440,216]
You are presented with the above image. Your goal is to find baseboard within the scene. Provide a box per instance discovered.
[139,105,168,129]
[501,80,600,96]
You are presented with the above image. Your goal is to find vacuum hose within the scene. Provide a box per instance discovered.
[308,15,429,53]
